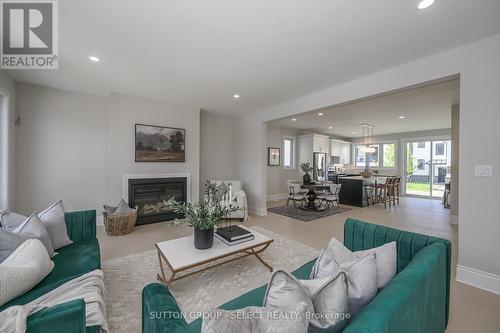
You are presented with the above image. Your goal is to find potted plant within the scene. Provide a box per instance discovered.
[165,181,240,249]
[301,162,313,184]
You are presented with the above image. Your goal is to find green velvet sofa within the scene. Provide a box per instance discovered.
[142,218,451,333]
[0,210,101,333]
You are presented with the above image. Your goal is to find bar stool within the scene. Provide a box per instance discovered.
[392,176,401,206]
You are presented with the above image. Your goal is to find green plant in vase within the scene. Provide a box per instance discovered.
[164,181,240,249]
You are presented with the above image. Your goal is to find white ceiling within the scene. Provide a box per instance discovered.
[7,0,500,115]
[268,79,459,138]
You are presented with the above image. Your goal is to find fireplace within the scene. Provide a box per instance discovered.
[128,177,187,225]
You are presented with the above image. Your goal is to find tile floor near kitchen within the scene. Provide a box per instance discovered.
[97,197,500,333]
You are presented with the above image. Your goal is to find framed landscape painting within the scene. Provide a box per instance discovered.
[135,124,185,162]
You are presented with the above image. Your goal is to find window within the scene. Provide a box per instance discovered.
[383,143,395,168]
[418,142,426,149]
[417,159,425,170]
[283,136,295,169]
[368,145,379,167]
[435,142,445,156]
[355,142,396,168]
[355,145,366,167]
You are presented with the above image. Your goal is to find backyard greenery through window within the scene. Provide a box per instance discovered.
[355,142,396,168]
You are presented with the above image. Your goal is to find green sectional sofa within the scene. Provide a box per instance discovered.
[0,210,101,333]
[142,218,451,333]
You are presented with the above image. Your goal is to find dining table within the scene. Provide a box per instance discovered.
[300,183,330,211]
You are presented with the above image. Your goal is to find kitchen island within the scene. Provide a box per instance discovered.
[338,176,387,207]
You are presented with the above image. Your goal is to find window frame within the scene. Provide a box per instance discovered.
[282,135,296,170]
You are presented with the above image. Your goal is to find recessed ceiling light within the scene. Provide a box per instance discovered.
[233,94,240,99]
[417,0,435,10]
[398,115,406,119]
[318,112,324,116]
[328,126,333,130]
[352,131,357,135]
[292,118,297,122]
[89,56,100,62]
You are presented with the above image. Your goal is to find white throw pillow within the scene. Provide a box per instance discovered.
[0,211,27,231]
[13,213,55,258]
[104,199,134,216]
[264,270,349,331]
[202,302,309,333]
[311,251,378,316]
[0,239,55,307]
[324,238,397,289]
[38,201,73,250]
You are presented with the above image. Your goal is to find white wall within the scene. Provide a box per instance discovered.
[106,92,200,204]
[236,115,267,215]
[199,110,238,198]
[14,85,200,216]
[266,127,301,200]
[236,33,500,293]
[0,70,16,210]
[15,83,108,214]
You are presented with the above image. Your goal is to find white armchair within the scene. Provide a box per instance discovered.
[211,180,248,221]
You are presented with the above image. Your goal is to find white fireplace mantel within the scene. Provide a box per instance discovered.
[122,173,192,204]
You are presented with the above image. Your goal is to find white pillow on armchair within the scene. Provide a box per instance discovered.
[211,180,248,221]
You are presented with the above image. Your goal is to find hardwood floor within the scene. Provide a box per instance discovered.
[97,197,500,333]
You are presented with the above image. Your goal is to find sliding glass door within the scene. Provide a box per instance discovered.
[405,139,451,198]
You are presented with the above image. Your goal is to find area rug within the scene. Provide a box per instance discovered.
[102,226,320,333]
[267,205,352,221]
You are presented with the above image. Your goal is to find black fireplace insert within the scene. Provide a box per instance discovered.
[128,177,187,225]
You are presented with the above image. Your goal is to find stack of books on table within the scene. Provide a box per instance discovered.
[215,225,254,246]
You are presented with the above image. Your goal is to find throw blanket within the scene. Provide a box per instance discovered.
[0,269,108,333]
[235,190,249,221]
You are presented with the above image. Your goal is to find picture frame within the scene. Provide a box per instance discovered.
[135,124,186,162]
[268,147,280,166]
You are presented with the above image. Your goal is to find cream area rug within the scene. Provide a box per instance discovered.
[102,226,320,333]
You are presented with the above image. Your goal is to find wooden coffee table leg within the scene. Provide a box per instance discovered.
[253,252,273,272]
[157,247,176,285]
[246,243,273,272]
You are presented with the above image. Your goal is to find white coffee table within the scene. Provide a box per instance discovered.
[155,225,274,285]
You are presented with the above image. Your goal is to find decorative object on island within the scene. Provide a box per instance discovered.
[165,181,240,249]
[102,200,138,236]
[360,123,375,178]
[300,162,313,184]
[267,147,280,166]
[135,124,185,162]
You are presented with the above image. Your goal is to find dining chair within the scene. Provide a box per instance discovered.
[285,183,307,213]
[319,184,342,213]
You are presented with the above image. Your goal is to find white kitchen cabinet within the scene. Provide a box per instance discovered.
[340,143,351,164]
[313,135,329,153]
[330,140,342,156]
[330,139,351,165]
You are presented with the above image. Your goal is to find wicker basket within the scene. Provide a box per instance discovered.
[103,206,138,236]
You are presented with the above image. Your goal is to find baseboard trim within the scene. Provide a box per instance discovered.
[456,264,500,295]
[266,193,288,201]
